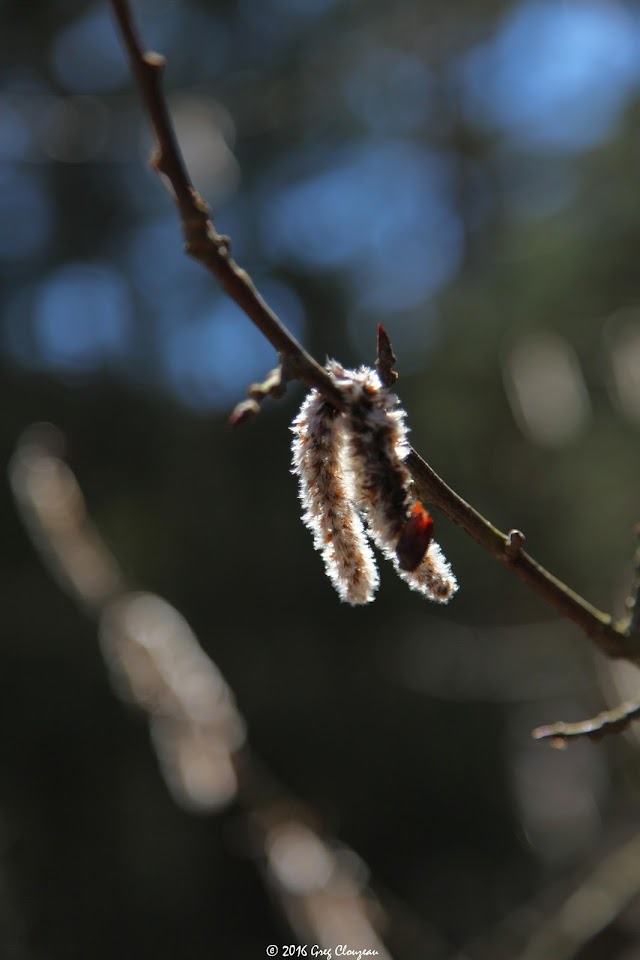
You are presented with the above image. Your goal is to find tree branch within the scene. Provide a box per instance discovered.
[532,696,640,747]
[110,0,343,410]
[108,0,640,682]
[405,450,633,659]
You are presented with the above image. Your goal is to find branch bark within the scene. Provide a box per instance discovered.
[110,0,344,409]
[532,697,640,746]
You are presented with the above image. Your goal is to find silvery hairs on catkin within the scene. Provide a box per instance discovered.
[329,360,411,558]
[291,388,379,605]
[291,362,458,605]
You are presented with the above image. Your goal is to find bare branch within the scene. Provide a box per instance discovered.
[405,447,635,661]
[257,815,393,960]
[532,696,640,747]
[9,426,245,810]
[9,423,125,616]
[108,0,640,674]
[109,0,343,410]
[228,362,291,428]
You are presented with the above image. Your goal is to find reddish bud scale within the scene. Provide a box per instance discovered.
[396,502,434,572]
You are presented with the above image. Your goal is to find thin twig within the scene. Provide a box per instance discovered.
[532,697,640,747]
[108,0,640,670]
[229,364,290,427]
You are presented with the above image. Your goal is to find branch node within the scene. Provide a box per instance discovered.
[230,364,290,427]
[505,528,526,557]
[216,233,231,254]
[248,364,288,401]
[191,190,210,216]
[143,51,165,69]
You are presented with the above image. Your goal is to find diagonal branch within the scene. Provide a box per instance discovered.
[405,450,633,659]
[532,696,640,747]
[110,0,343,410]
[108,0,640,674]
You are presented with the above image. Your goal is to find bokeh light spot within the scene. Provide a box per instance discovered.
[32,263,132,371]
[460,0,640,150]
[262,141,462,308]
[503,331,590,446]
[607,313,640,425]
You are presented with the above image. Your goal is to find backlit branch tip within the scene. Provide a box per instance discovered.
[533,698,640,747]
[229,364,289,427]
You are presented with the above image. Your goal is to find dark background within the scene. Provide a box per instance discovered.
[3,0,640,957]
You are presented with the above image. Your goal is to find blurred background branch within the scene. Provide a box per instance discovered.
[516,829,640,960]
[533,698,640,748]
[10,423,431,958]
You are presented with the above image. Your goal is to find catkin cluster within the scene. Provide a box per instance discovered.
[291,362,458,606]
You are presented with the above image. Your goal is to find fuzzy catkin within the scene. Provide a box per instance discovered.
[334,361,458,603]
[291,389,379,605]
[393,542,458,603]
[330,361,412,560]
[292,362,458,605]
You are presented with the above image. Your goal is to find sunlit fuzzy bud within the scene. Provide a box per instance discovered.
[291,388,379,605]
